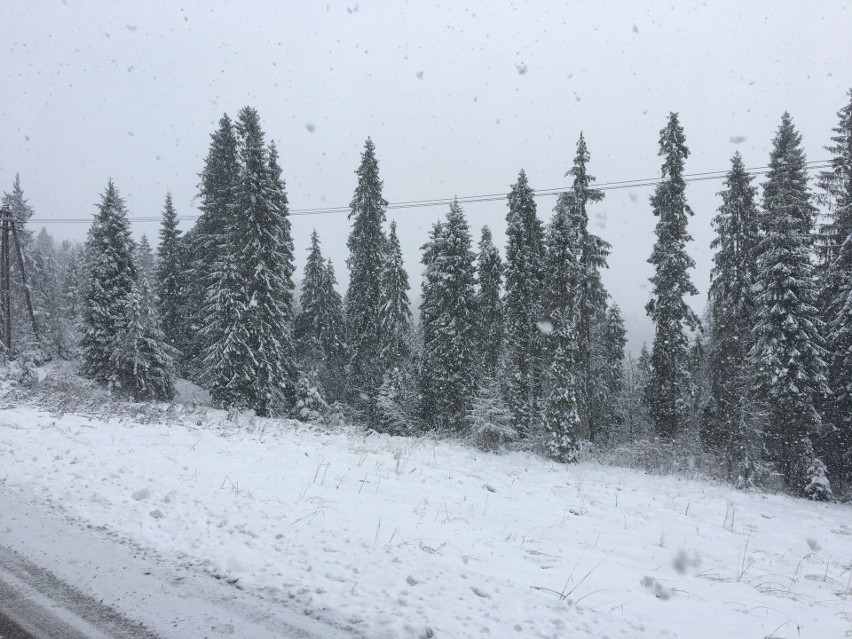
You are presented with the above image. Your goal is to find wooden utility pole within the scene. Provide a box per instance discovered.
[0,206,40,355]
[10,222,39,339]
[1,208,11,352]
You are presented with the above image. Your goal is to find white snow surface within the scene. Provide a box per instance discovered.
[0,398,850,638]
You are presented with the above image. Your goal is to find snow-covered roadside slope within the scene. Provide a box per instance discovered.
[0,405,849,638]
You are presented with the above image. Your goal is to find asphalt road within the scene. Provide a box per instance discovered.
[0,487,351,639]
[0,543,158,639]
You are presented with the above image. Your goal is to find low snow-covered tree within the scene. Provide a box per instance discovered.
[31,228,67,358]
[378,221,413,374]
[109,276,176,401]
[591,303,627,444]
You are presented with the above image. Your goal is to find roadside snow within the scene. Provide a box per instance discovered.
[0,403,849,638]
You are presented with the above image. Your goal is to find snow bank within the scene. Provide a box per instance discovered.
[0,403,849,638]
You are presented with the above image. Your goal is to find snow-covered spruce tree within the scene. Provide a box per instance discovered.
[591,303,627,445]
[566,133,611,443]
[750,113,829,496]
[467,377,515,452]
[110,274,176,401]
[58,240,84,343]
[375,221,416,433]
[30,229,59,358]
[818,89,852,485]
[543,187,579,364]
[544,322,582,463]
[645,113,701,440]
[476,226,503,378]
[80,180,137,384]
[156,192,184,355]
[419,200,478,431]
[418,220,444,423]
[504,170,546,437]
[189,114,240,383]
[135,235,156,288]
[703,153,764,481]
[294,371,330,425]
[218,110,296,417]
[346,138,388,419]
[295,231,347,401]
[378,221,413,374]
[541,190,582,459]
[376,364,418,435]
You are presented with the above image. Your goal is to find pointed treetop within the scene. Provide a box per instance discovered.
[658,112,689,178]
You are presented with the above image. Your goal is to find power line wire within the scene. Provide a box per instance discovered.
[27,159,833,224]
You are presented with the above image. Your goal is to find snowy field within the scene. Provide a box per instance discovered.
[1,382,850,638]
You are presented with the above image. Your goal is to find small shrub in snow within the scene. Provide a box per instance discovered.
[376,366,418,435]
[467,379,516,452]
[294,373,329,425]
[796,439,832,501]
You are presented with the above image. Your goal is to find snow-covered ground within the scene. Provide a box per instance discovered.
[0,382,850,638]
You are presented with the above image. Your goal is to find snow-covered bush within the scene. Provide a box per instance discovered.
[467,379,516,452]
[376,366,418,435]
[795,439,832,501]
[294,373,329,425]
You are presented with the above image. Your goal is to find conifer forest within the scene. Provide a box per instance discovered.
[3,92,851,502]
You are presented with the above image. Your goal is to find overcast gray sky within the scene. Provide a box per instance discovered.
[2,0,850,349]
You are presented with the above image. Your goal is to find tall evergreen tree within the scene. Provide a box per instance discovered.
[704,153,763,481]
[223,108,296,416]
[191,114,240,382]
[818,89,852,484]
[476,226,503,378]
[80,180,137,385]
[378,221,412,374]
[645,113,700,439]
[566,134,611,443]
[542,191,581,457]
[295,231,347,400]
[419,200,478,430]
[156,192,184,354]
[504,170,546,437]
[346,138,388,416]
[750,113,829,496]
